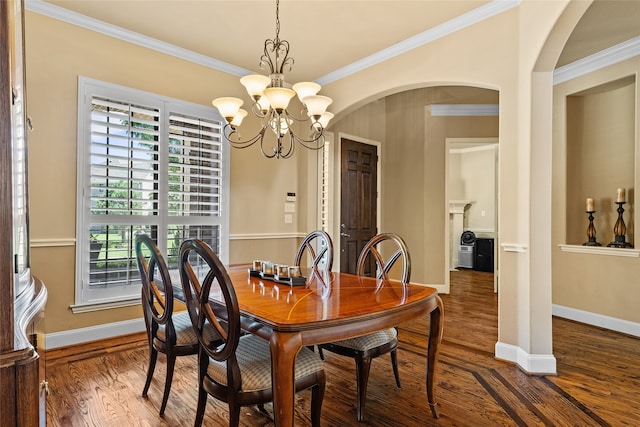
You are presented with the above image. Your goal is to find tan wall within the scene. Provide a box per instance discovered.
[553,56,640,323]
[449,153,465,199]
[25,12,304,334]
[461,148,497,234]
[449,146,498,234]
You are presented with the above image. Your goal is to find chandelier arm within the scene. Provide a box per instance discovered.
[283,108,311,123]
[290,131,326,151]
[225,123,268,149]
[251,101,268,118]
[259,140,278,159]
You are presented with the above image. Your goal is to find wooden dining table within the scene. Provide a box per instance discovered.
[200,265,444,427]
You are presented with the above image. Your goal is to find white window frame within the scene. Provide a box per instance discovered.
[73,77,229,312]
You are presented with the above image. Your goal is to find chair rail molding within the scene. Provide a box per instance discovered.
[501,243,528,253]
[230,232,306,240]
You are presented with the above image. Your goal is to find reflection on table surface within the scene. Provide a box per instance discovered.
[205,265,437,328]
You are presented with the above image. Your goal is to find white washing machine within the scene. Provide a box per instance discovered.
[458,231,475,269]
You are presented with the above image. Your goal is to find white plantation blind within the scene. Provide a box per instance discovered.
[90,97,160,217]
[12,77,29,285]
[76,78,229,310]
[168,114,223,217]
[317,140,331,232]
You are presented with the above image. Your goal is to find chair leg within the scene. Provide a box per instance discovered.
[229,404,241,427]
[390,348,401,389]
[355,356,373,422]
[194,385,207,427]
[159,351,176,416]
[311,373,326,427]
[142,346,158,397]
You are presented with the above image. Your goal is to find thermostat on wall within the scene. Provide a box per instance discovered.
[286,192,296,202]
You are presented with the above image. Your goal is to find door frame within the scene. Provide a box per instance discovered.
[333,133,382,272]
[444,137,499,294]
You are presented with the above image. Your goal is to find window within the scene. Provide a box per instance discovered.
[75,77,229,311]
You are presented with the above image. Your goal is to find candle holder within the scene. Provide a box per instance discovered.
[582,211,601,246]
[607,202,633,248]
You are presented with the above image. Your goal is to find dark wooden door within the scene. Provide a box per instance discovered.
[340,138,378,274]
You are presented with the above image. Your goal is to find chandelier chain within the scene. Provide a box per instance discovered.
[275,0,280,42]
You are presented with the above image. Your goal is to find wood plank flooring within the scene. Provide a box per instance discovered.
[45,270,640,426]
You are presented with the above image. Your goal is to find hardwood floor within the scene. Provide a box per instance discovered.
[45,270,640,426]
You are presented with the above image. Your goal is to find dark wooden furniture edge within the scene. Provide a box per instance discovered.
[0,277,47,426]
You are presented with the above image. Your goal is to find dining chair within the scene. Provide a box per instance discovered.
[318,232,410,421]
[294,230,334,274]
[135,233,219,416]
[179,238,326,427]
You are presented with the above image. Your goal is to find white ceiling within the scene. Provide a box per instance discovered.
[34,0,640,83]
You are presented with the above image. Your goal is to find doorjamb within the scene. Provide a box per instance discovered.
[444,137,499,294]
[334,132,382,272]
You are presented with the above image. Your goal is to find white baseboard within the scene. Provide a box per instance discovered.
[46,318,146,349]
[552,304,640,338]
[495,342,557,375]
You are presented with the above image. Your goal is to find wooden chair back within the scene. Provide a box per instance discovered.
[294,230,334,272]
[179,239,241,363]
[135,233,175,338]
[356,233,411,283]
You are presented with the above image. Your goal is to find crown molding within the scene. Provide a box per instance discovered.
[26,0,519,84]
[553,36,640,85]
[25,0,251,77]
[29,0,638,89]
[316,0,520,86]
[431,104,499,116]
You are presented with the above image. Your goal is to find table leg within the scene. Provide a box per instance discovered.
[426,295,444,418]
[270,331,302,427]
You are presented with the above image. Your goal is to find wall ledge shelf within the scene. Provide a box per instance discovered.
[558,244,639,257]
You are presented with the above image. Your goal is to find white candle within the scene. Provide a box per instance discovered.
[586,198,594,212]
[616,188,626,203]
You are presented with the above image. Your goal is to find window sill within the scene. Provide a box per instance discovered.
[558,244,639,257]
[70,298,140,314]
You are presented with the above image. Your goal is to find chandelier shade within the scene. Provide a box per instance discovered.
[292,82,321,101]
[304,95,332,119]
[240,74,271,100]
[263,87,296,111]
[230,109,248,127]
[317,112,334,128]
[211,97,243,122]
[211,0,332,159]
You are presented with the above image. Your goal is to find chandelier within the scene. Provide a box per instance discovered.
[212,0,333,159]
